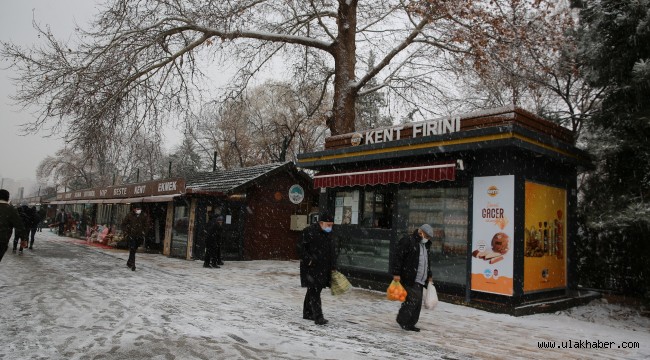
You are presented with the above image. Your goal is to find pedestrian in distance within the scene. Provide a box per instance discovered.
[12,202,32,255]
[121,204,151,271]
[55,208,66,236]
[299,212,337,326]
[28,206,40,249]
[392,224,434,332]
[0,189,26,263]
[37,207,46,232]
[204,214,224,268]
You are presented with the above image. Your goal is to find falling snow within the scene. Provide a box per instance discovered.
[1,232,648,359]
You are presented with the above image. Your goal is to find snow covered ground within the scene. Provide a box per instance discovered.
[1,231,648,360]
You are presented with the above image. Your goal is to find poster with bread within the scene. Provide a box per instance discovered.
[471,176,515,296]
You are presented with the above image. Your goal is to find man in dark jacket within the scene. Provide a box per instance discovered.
[13,203,33,254]
[121,205,151,271]
[300,213,337,326]
[0,189,26,263]
[392,224,434,332]
[55,208,67,236]
[27,206,40,249]
[204,215,224,268]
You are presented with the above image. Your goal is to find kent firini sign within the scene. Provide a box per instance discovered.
[358,117,461,145]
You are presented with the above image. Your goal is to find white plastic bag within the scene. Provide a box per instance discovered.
[423,281,438,309]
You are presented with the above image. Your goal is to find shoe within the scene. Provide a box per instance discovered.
[303,315,314,320]
[12,249,16,254]
[315,318,329,325]
[29,247,33,250]
[18,250,23,255]
[217,261,224,265]
[400,325,420,332]
[131,266,136,271]
[211,264,221,269]
[203,264,212,268]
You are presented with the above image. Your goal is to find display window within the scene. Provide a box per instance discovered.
[398,187,469,285]
[336,188,393,273]
[170,204,189,258]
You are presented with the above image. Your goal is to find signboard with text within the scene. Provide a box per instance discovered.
[471,175,515,296]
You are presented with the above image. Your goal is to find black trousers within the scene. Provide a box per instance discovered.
[396,283,424,328]
[204,244,217,267]
[303,287,324,320]
[0,240,8,262]
[29,227,37,248]
[126,236,142,268]
[58,223,65,236]
[12,232,25,251]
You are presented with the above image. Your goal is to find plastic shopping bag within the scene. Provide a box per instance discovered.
[386,280,407,302]
[423,281,439,309]
[330,270,352,295]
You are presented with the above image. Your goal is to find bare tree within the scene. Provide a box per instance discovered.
[424,0,603,141]
[195,80,329,169]
[1,0,569,147]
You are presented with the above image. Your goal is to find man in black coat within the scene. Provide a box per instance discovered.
[55,208,67,236]
[300,213,337,325]
[392,224,434,332]
[12,203,32,254]
[121,205,151,271]
[0,189,26,263]
[204,214,224,268]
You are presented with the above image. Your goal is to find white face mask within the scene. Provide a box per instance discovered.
[135,209,142,215]
[421,238,428,244]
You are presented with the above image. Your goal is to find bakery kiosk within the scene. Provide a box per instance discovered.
[297,106,595,314]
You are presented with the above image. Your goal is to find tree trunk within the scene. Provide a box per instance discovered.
[331,0,358,136]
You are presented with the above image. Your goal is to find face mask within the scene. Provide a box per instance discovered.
[323,226,332,233]
[421,238,428,244]
[135,210,142,215]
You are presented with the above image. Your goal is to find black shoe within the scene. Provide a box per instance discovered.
[217,261,224,265]
[400,325,420,332]
[131,266,136,271]
[303,315,314,320]
[29,247,33,250]
[203,264,212,268]
[315,318,329,325]
[210,264,221,269]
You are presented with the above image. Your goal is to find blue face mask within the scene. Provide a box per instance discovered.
[323,226,332,233]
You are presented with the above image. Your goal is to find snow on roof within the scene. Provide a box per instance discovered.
[186,161,294,194]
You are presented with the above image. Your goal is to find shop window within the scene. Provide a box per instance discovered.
[170,204,189,258]
[361,189,393,229]
[334,190,359,225]
[397,188,468,285]
[334,189,393,229]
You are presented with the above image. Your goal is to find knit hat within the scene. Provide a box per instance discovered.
[216,215,224,221]
[419,224,434,238]
[319,212,334,222]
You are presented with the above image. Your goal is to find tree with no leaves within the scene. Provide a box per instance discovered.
[2,0,569,145]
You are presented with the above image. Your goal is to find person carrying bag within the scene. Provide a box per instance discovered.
[330,270,351,295]
[423,280,439,309]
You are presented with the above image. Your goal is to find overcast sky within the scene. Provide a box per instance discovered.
[0,0,103,183]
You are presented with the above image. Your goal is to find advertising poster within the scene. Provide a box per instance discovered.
[523,182,567,292]
[471,175,515,296]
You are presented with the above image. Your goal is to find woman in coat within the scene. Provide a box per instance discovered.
[300,213,337,325]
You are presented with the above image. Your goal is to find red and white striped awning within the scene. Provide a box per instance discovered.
[313,161,456,188]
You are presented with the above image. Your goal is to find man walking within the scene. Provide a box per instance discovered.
[121,205,151,271]
[56,208,66,236]
[300,213,337,326]
[204,214,224,268]
[392,224,434,332]
[0,189,26,263]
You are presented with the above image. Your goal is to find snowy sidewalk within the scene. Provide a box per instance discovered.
[1,232,648,360]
